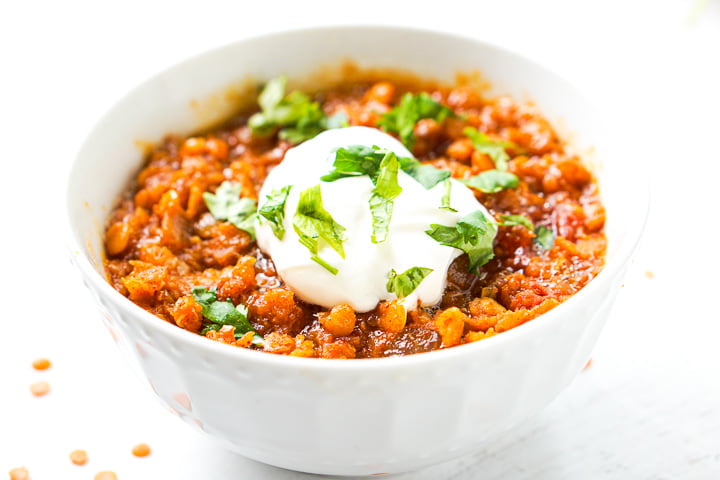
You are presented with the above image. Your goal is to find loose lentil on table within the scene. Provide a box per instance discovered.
[29,381,50,397]
[31,358,51,371]
[103,73,605,359]
[131,443,151,458]
[69,449,88,466]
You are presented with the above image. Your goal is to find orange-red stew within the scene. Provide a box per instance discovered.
[104,74,605,359]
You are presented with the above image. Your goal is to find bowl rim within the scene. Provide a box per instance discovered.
[65,24,650,372]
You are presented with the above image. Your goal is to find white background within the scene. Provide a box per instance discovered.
[1,1,719,478]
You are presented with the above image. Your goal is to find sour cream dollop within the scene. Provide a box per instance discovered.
[255,126,495,312]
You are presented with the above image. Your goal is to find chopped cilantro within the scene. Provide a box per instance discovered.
[464,127,516,171]
[191,286,258,340]
[203,181,257,239]
[498,214,533,230]
[322,145,404,243]
[461,170,519,193]
[440,179,457,212]
[325,111,350,129]
[497,215,554,251]
[310,255,339,275]
[398,156,450,189]
[386,266,434,298]
[534,225,555,250]
[257,75,285,113]
[369,151,403,243]
[377,92,454,148]
[258,185,292,240]
[425,210,498,272]
[323,145,449,190]
[292,185,346,274]
[321,145,385,183]
[248,76,346,144]
[191,286,215,305]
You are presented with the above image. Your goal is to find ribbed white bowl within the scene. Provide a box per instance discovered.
[66,26,647,476]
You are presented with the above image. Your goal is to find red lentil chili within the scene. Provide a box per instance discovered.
[103,72,606,359]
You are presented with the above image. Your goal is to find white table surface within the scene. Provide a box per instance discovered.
[2,1,719,478]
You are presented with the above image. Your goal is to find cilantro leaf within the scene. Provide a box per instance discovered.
[323,145,449,190]
[397,156,450,189]
[321,145,385,183]
[498,214,533,230]
[276,94,327,144]
[258,185,292,240]
[464,127,515,171]
[191,286,257,338]
[228,214,257,239]
[425,210,498,272]
[461,170,519,193]
[310,255,339,275]
[203,181,257,239]
[440,179,457,212]
[377,92,454,148]
[534,225,555,250]
[386,266,433,298]
[258,76,285,113]
[369,151,403,243]
[321,146,403,243]
[325,111,350,129]
[206,301,248,325]
[249,76,345,144]
[200,324,222,336]
[191,286,215,304]
[292,185,346,274]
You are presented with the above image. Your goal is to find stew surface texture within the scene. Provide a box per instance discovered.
[103,72,606,359]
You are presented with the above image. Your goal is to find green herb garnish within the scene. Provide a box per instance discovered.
[322,145,405,243]
[323,145,449,190]
[310,255,339,275]
[325,111,350,129]
[440,179,457,212]
[497,215,555,250]
[463,127,516,171]
[203,181,257,239]
[248,76,347,144]
[320,145,385,183]
[292,185,346,274]
[369,151,403,243]
[398,156,450,189]
[498,214,534,230]
[461,170,519,193]
[322,145,481,242]
[534,225,555,250]
[377,93,454,149]
[386,267,434,298]
[425,210,498,272]
[258,185,292,240]
[191,286,259,342]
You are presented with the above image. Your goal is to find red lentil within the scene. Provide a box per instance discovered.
[30,381,50,397]
[8,467,30,480]
[94,472,117,480]
[131,443,151,457]
[69,449,88,466]
[31,358,51,371]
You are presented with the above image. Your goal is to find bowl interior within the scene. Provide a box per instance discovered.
[67,25,643,336]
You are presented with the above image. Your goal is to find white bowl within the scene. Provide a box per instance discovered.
[66,26,647,476]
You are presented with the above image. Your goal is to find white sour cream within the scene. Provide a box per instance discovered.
[255,126,494,312]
